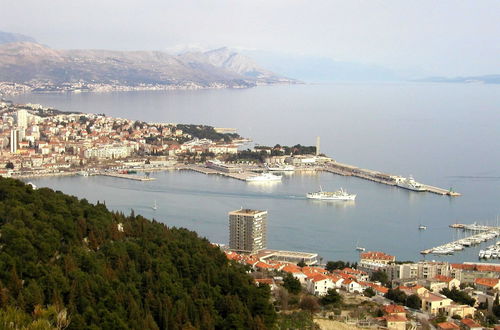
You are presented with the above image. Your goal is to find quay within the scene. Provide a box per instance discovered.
[421,223,500,255]
[98,172,156,181]
[177,164,256,181]
[321,161,460,196]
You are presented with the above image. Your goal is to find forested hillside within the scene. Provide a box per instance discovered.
[0,178,275,329]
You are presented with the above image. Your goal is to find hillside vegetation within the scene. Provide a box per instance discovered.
[0,178,275,329]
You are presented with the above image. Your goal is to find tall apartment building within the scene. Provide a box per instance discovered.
[229,209,267,254]
[10,129,18,153]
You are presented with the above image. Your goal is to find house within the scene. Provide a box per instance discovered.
[397,285,429,297]
[359,281,389,296]
[383,304,406,316]
[384,315,407,330]
[444,304,475,319]
[254,278,278,291]
[281,264,308,284]
[436,321,459,329]
[305,273,335,296]
[327,274,344,289]
[460,318,482,330]
[360,251,396,265]
[340,267,369,281]
[421,292,453,315]
[474,278,500,293]
[427,275,460,292]
[341,279,364,293]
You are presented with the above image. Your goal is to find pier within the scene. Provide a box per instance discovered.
[98,172,156,181]
[320,161,461,196]
[420,223,499,255]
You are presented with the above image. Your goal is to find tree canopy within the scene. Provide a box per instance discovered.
[0,177,275,329]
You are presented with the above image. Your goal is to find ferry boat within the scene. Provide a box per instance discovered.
[306,187,356,201]
[396,175,426,192]
[246,173,282,182]
[266,164,295,172]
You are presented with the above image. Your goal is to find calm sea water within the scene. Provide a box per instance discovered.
[13,83,500,263]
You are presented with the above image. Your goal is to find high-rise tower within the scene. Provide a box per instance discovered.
[228,209,267,254]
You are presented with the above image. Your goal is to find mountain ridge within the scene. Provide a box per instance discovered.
[0,39,298,88]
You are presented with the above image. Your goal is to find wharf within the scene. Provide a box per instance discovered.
[421,223,500,255]
[321,161,460,196]
[98,172,155,181]
[178,164,256,181]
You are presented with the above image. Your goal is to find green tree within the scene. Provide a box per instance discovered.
[370,270,389,287]
[5,162,14,169]
[385,288,407,304]
[405,294,422,309]
[325,261,346,272]
[283,273,302,295]
[320,288,342,306]
[364,287,376,298]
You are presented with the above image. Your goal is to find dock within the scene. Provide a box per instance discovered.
[177,164,257,181]
[320,162,461,196]
[420,223,499,255]
[98,172,156,181]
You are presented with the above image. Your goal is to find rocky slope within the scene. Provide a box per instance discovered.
[0,41,297,87]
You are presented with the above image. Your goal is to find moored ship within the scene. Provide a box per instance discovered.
[246,172,282,182]
[396,175,426,191]
[306,187,356,201]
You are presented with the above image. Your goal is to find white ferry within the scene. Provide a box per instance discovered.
[306,187,356,201]
[396,175,426,192]
[246,173,282,182]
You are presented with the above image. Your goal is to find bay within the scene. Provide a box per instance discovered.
[13,83,500,262]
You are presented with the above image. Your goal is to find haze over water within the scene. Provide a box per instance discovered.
[14,83,500,262]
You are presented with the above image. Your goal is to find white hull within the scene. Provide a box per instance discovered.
[396,175,426,191]
[397,183,426,192]
[306,187,356,201]
[307,194,356,201]
[246,173,282,182]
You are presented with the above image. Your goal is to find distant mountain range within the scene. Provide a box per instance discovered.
[244,51,402,82]
[0,31,297,88]
[416,75,500,84]
[0,31,36,44]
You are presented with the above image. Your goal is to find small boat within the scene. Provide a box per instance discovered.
[418,225,427,230]
[355,240,365,252]
[152,200,158,210]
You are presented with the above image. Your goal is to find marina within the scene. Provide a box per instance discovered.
[421,223,500,255]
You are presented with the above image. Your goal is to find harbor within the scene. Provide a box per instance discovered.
[421,223,500,256]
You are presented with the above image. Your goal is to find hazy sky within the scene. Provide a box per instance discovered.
[2,0,499,76]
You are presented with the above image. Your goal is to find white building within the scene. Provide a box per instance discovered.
[306,274,335,296]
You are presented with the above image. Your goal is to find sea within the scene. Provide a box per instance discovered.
[11,83,500,263]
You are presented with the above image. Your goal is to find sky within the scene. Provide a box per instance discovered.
[2,0,499,76]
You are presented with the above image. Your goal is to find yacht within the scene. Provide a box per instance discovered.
[152,200,158,210]
[418,225,427,230]
[246,172,282,182]
[396,175,426,192]
[307,187,356,201]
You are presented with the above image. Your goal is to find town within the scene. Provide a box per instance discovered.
[221,208,500,329]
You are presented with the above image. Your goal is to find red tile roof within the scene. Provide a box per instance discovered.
[433,275,454,283]
[437,322,459,329]
[460,318,481,328]
[360,251,395,261]
[474,277,500,288]
[383,304,406,314]
[384,315,407,323]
